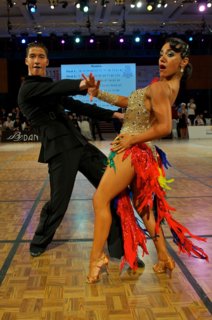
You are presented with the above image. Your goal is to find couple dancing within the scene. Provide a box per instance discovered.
[18,37,208,285]
[85,37,208,283]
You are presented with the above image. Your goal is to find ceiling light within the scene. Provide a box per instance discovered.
[75,0,89,12]
[134,36,141,42]
[101,0,109,7]
[75,36,81,43]
[130,0,136,7]
[89,37,95,43]
[198,3,206,11]
[207,0,212,7]
[49,0,58,9]
[24,0,37,13]
[146,0,156,11]
[7,0,15,8]
[136,0,142,8]
[75,2,81,8]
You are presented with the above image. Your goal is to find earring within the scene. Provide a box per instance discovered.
[180,68,184,73]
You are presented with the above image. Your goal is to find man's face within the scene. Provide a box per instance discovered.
[25,46,49,77]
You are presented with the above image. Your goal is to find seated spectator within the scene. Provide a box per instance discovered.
[3,116,14,131]
[172,119,178,139]
[187,98,196,125]
[13,118,22,131]
[0,107,7,122]
[22,119,31,132]
[194,114,205,126]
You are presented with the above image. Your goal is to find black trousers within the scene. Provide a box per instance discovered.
[30,143,123,258]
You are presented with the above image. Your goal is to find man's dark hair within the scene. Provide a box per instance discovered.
[26,42,48,57]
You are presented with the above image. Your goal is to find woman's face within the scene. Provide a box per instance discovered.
[159,42,188,79]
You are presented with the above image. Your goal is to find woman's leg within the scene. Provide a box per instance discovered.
[90,152,135,262]
[139,208,170,261]
[134,202,175,275]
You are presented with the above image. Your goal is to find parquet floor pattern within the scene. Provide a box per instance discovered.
[0,138,211,320]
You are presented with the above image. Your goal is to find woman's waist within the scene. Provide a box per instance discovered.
[121,126,150,135]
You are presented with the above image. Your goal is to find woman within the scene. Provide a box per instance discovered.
[178,102,189,139]
[85,38,208,283]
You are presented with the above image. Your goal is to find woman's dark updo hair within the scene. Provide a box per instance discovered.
[165,37,192,81]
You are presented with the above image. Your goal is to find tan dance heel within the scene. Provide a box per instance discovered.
[86,253,109,284]
[153,257,175,278]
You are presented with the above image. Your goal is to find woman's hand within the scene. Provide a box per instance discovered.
[87,86,100,99]
[110,133,134,153]
[112,112,124,121]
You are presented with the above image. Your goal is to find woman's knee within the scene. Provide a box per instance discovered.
[93,189,110,211]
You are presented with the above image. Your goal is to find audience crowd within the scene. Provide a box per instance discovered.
[0,101,211,142]
[171,98,212,139]
[0,107,109,142]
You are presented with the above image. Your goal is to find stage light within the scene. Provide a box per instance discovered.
[24,0,37,14]
[146,3,154,11]
[75,36,81,43]
[136,0,142,8]
[119,37,124,43]
[188,36,193,41]
[89,37,95,44]
[7,0,16,8]
[146,0,156,12]
[49,0,57,9]
[134,36,141,43]
[75,2,80,8]
[198,3,206,12]
[161,0,168,8]
[101,0,109,7]
[207,1,212,7]
[83,4,89,12]
[130,0,135,8]
[75,0,89,12]
[157,0,164,8]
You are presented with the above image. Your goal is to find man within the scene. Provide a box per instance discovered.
[17,42,144,267]
[17,42,124,256]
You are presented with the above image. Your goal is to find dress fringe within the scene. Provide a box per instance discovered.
[114,144,208,271]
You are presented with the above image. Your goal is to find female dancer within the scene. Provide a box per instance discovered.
[85,38,208,283]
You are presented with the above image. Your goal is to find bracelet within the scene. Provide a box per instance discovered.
[97,90,119,106]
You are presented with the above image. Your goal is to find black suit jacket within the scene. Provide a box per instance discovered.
[18,76,115,163]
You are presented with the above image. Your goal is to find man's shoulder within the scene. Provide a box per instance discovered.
[24,76,53,83]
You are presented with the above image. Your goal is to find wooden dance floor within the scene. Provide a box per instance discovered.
[0,136,211,319]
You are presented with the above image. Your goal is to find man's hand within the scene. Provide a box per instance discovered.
[81,73,100,101]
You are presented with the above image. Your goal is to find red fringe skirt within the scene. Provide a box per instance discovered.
[108,143,208,270]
